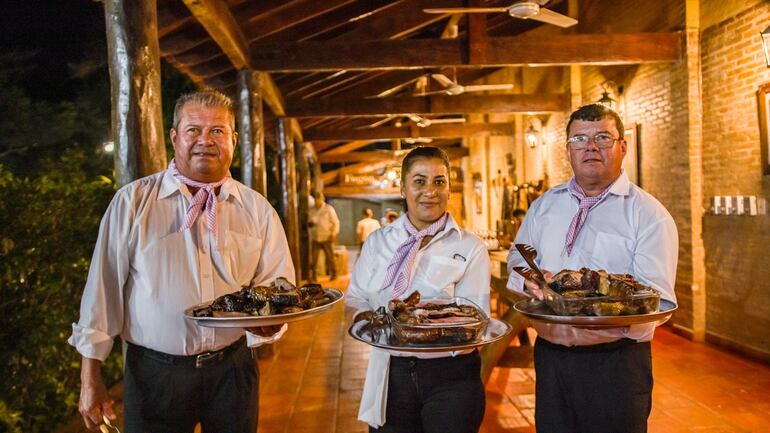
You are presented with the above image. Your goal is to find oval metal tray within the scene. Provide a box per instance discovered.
[184,288,344,328]
[348,317,512,353]
[513,298,677,328]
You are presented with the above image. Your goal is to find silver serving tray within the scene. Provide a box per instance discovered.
[514,298,677,329]
[184,288,344,328]
[348,317,512,353]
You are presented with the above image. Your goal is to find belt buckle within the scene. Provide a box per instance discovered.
[195,351,221,368]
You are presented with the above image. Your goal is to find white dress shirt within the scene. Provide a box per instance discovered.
[69,170,295,361]
[309,202,340,242]
[507,172,678,346]
[346,213,491,427]
[356,217,381,243]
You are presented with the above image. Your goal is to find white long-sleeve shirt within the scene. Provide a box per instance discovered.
[507,172,678,346]
[309,202,339,242]
[346,213,490,427]
[68,170,295,361]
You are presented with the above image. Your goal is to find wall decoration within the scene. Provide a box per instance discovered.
[758,83,770,175]
[623,123,641,186]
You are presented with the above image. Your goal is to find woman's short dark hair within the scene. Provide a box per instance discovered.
[566,104,624,140]
[400,146,451,186]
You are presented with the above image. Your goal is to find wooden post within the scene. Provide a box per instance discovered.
[103,0,166,186]
[296,141,311,281]
[277,119,300,282]
[237,70,267,195]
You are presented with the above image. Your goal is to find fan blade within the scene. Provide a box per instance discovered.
[529,8,578,28]
[416,90,451,96]
[431,74,456,88]
[424,7,509,14]
[357,115,398,129]
[428,117,466,124]
[462,84,514,92]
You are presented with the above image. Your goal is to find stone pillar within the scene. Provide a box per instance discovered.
[104,0,166,186]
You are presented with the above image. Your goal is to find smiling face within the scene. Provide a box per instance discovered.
[401,157,449,230]
[567,117,626,193]
[170,103,237,183]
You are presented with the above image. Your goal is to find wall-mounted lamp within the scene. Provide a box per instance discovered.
[525,118,541,149]
[761,25,770,68]
[596,80,618,110]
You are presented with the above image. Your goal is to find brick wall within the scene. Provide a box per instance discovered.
[700,1,770,355]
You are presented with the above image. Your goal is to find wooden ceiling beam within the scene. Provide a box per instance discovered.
[181,0,250,68]
[322,160,391,185]
[288,93,569,117]
[180,0,300,139]
[251,32,683,71]
[306,123,513,141]
[322,140,378,156]
[318,147,469,163]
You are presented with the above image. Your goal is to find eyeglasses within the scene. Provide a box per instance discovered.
[567,133,621,150]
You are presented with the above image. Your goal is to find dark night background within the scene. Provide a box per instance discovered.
[0,0,106,101]
[0,2,193,431]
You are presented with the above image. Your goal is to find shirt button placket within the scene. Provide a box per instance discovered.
[199,221,215,345]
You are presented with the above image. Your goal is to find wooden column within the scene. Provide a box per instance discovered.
[104,0,166,186]
[277,119,300,282]
[685,0,706,342]
[237,70,267,195]
[296,141,311,281]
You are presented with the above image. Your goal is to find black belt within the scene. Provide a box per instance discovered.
[538,337,642,353]
[127,337,246,369]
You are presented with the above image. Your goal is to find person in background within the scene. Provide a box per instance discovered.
[309,191,340,281]
[507,104,678,433]
[69,90,295,433]
[347,146,491,433]
[384,210,399,226]
[356,208,381,248]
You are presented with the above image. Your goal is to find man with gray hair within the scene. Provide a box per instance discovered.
[70,89,295,433]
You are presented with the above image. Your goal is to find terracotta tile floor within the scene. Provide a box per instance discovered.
[63,273,770,433]
[257,274,770,433]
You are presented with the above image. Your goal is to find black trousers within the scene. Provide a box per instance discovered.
[311,240,337,278]
[534,337,653,433]
[371,351,486,433]
[123,340,259,433]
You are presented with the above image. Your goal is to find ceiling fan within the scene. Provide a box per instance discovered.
[400,114,466,128]
[359,114,466,129]
[424,73,514,96]
[424,0,578,28]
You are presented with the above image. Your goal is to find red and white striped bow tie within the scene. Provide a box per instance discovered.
[169,159,230,245]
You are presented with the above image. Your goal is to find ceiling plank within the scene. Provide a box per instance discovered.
[250,32,683,71]
[307,123,513,141]
[288,93,569,117]
[319,147,469,163]
[331,0,462,42]
[244,0,360,42]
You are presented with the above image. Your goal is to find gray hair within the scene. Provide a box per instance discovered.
[172,89,235,129]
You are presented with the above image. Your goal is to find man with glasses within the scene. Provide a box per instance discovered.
[507,104,678,433]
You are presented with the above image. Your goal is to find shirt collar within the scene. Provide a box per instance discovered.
[557,170,630,197]
[158,168,243,207]
[387,212,462,240]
